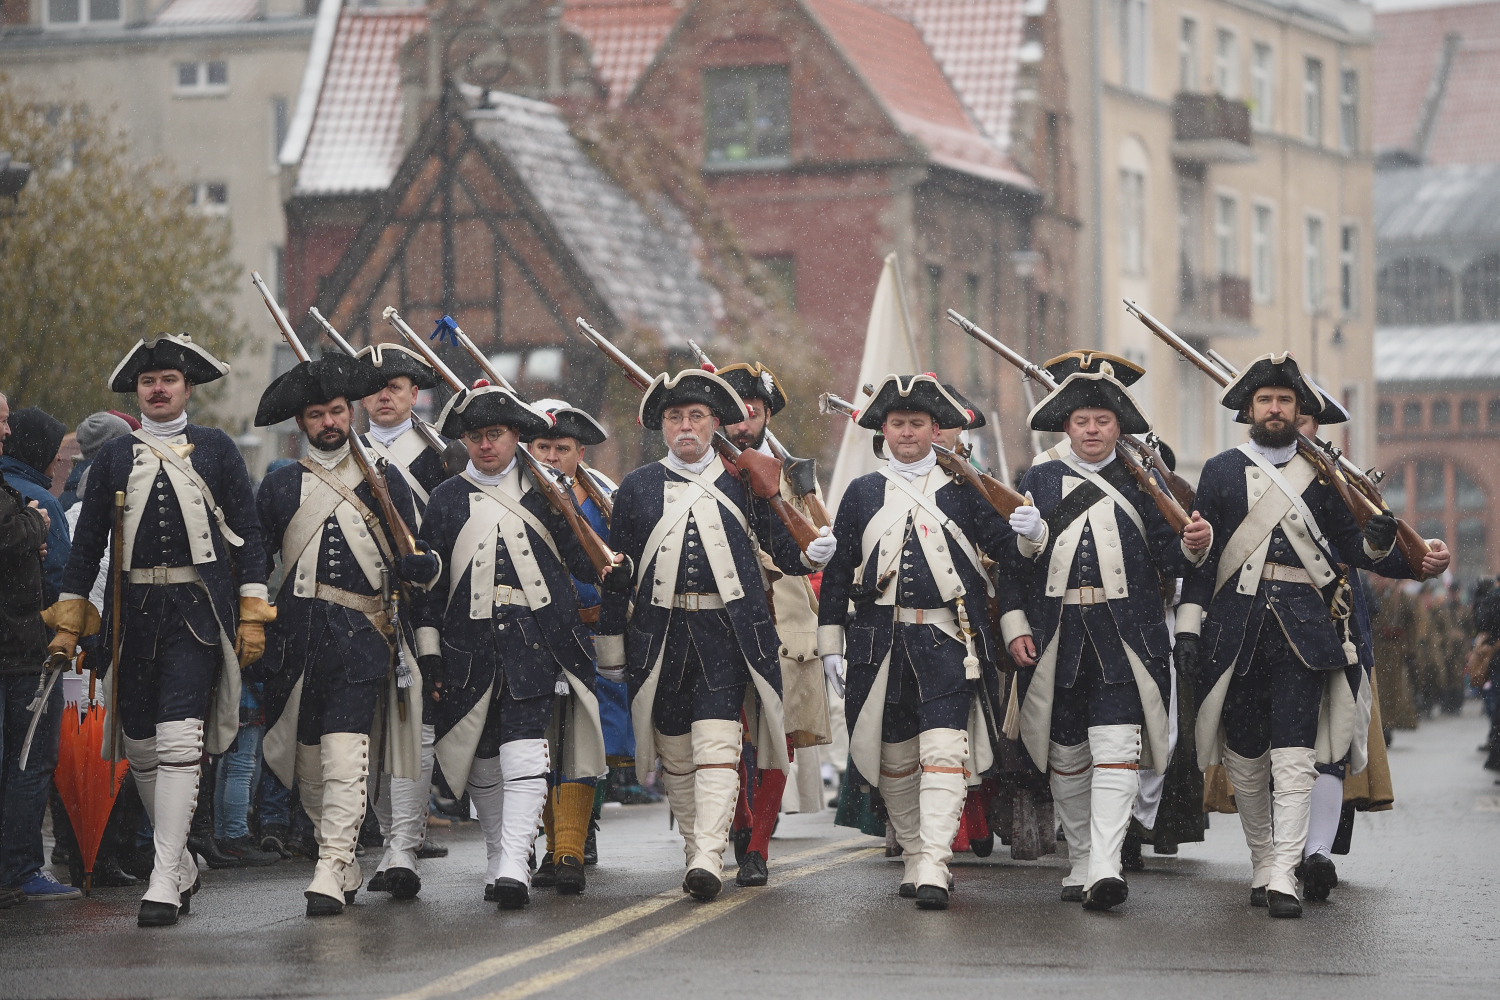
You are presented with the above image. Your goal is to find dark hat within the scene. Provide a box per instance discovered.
[529,398,607,446]
[437,384,554,440]
[856,375,969,430]
[7,407,66,478]
[713,362,787,416]
[639,370,747,430]
[1028,364,1151,434]
[108,334,229,393]
[1301,373,1349,426]
[1042,350,1145,387]
[1219,352,1324,422]
[253,354,390,427]
[942,385,986,429]
[354,342,439,391]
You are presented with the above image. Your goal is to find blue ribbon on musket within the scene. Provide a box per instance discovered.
[431,315,460,346]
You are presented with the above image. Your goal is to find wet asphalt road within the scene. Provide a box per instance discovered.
[3,707,1498,1000]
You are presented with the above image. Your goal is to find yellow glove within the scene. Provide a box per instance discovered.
[234,597,277,668]
[41,598,101,661]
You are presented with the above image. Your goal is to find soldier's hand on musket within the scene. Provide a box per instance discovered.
[1009,496,1045,542]
[599,552,634,593]
[805,526,837,565]
[1363,512,1399,553]
[398,540,440,584]
[1422,538,1452,577]
[1008,634,1037,668]
[1183,511,1212,553]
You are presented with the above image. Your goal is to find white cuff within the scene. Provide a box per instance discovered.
[817,624,845,655]
[1017,522,1048,559]
[1180,532,1213,567]
[1363,538,1395,561]
[598,666,626,683]
[58,592,86,604]
[1176,603,1204,636]
[239,583,269,602]
[999,609,1033,645]
[595,632,625,668]
[416,627,441,658]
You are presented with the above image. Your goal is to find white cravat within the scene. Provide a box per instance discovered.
[887,450,936,481]
[140,413,188,439]
[1073,451,1116,474]
[665,447,719,477]
[307,441,350,470]
[755,439,775,459]
[1248,439,1298,465]
[466,457,516,486]
[368,417,411,448]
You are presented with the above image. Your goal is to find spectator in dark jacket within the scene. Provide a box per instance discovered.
[0,406,70,605]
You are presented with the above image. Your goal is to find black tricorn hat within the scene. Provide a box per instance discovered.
[437,385,554,440]
[109,334,229,393]
[713,362,787,416]
[254,354,390,427]
[529,398,608,446]
[639,370,747,430]
[1220,352,1325,423]
[943,384,986,429]
[355,343,439,391]
[1042,350,1145,388]
[856,375,969,430]
[1301,373,1349,427]
[1028,364,1151,434]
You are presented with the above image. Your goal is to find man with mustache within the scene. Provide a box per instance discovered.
[252,355,436,917]
[597,370,836,901]
[1176,353,1450,918]
[45,335,270,926]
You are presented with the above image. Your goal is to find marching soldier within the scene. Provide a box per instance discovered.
[1175,354,1449,917]
[253,355,436,917]
[1000,356,1212,911]
[817,374,1010,910]
[46,335,270,927]
[596,370,834,901]
[717,362,831,888]
[416,385,622,909]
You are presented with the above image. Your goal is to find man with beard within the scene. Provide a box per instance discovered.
[716,363,830,887]
[46,335,270,926]
[598,370,834,901]
[253,355,436,917]
[1175,353,1449,918]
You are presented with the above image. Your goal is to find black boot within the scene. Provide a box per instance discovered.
[584,816,599,866]
[187,773,241,870]
[736,850,768,887]
[1083,877,1128,911]
[494,877,530,910]
[305,891,345,917]
[731,827,752,867]
[1250,886,1267,907]
[532,852,558,888]
[684,868,722,901]
[90,854,139,888]
[1266,890,1302,918]
[138,900,179,927]
[258,823,293,859]
[1296,853,1338,901]
[385,867,421,900]
[1121,833,1145,872]
[915,885,949,910]
[367,871,390,892]
[555,856,586,895]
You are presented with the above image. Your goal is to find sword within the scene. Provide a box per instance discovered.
[19,652,69,770]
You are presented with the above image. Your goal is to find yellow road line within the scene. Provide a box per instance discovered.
[383,836,876,1000]
[474,848,882,1000]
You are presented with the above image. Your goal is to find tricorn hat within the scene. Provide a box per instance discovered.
[437,384,554,440]
[943,384,986,429]
[529,398,608,446]
[1220,352,1324,423]
[1301,373,1349,426]
[1028,363,1151,434]
[109,334,229,393]
[1042,350,1145,387]
[254,354,390,427]
[354,343,439,391]
[713,362,787,416]
[856,375,969,430]
[639,370,747,430]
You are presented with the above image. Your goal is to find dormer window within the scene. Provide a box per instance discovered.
[704,66,790,169]
[46,0,121,27]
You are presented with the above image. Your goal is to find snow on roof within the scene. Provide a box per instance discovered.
[1376,324,1500,383]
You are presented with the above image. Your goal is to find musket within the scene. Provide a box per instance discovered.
[307,306,447,457]
[383,308,621,578]
[686,340,832,530]
[945,310,1194,534]
[818,391,1030,519]
[1124,299,1433,578]
[574,463,613,525]
[575,317,823,552]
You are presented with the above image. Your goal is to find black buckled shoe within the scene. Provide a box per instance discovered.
[1082,877,1128,911]
[368,871,390,893]
[1250,886,1267,907]
[555,856,586,895]
[385,867,421,900]
[684,868,722,901]
[532,853,558,888]
[1266,890,1302,918]
[736,851,768,887]
[177,875,201,916]
[217,836,282,868]
[914,885,949,910]
[969,833,994,858]
[1296,853,1338,902]
[259,824,293,859]
[305,892,345,917]
[91,855,138,888]
[1061,885,1084,903]
[484,881,497,903]
[899,882,917,898]
[494,878,530,910]
[415,842,449,859]
[138,900,179,927]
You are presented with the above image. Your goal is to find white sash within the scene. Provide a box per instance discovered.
[1060,454,1147,539]
[366,428,431,507]
[1237,445,1330,550]
[876,468,993,598]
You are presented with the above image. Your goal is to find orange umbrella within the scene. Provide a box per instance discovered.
[54,700,128,894]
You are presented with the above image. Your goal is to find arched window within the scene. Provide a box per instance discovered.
[1461,253,1500,322]
[1376,257,1454,324]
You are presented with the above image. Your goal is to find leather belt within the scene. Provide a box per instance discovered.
[895,606,956,625]
[577,605,600,625]
[494,584,532,608]
[672,592,725,611]
[1061,586,1109,606]
[1261,562,1316,587]
[128,565,201,585]
[315,583,384,615]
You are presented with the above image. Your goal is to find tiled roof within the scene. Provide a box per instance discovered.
[152,0,259,24]
[292,7,427,195]
[1376,323,1500,382]
[471,93,723,345]
[561,0,683,107]
[1375,163,1500,243]
[1375,2,1500,165]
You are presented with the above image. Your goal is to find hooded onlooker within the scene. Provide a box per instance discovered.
[0,407,70,605]
[59,412,132,512]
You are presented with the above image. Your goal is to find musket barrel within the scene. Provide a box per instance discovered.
[385,307,466,391]
[252,271,311,362]
[309,307,359,358]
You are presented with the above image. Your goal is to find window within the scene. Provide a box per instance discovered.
[1120,168,1146,276]
[1378,401,1394,427]
[1377,257,1455,324]
[1339,69,1358,153]
[1251,202,1274,303]
[1462,399,1480,426]
[1432,399,1451,426]
[703,66,790,167]
[1215,194,1238,275]
[1461,253,1500,321]
[1458,466,1486,509]
[1250,43,1274,129]
[176,61,229,95]
[1303,57,1323,144]
[756,255,796,310]
[1340,225,1357,317]
[1120,0,1148,93]
[1490,398,1500,426]
[45,0,120,26]
[186,181,228,216]
[270,96,289,168]
[524,348,564,382]
[1214,28,1238,97]
[925,264,943,368]
[1304,214,1324,314]
[1417,461,1445,509]
[1404,401,1423,428]
[1178,18,1199,92]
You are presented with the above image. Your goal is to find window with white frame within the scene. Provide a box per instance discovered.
[1250,42,1273,129]
[1252,202,1274,303]
[1339,69,1358,153]
[1120,0,1148,93]
[1215,28,1239,97]
[45,0,120,27]
[186,182,229,216]
[1178,18,1199,92]
[1303,57,1323,144]
[1120,168,1146,276]
[1304,214,1325,314]
[1216,194,1239,275]
[1340,224,1358,316]
[175,61,229,96]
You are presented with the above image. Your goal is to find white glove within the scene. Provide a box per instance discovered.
[822,653,845,699]
[805,525,838,565]
[597,666,626,684]
[1009,494,1045,542]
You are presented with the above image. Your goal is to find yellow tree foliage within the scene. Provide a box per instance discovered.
[0,76,242,425]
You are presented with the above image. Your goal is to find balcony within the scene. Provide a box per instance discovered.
[1176,271,1257,338]
[1170,93,1256,165]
